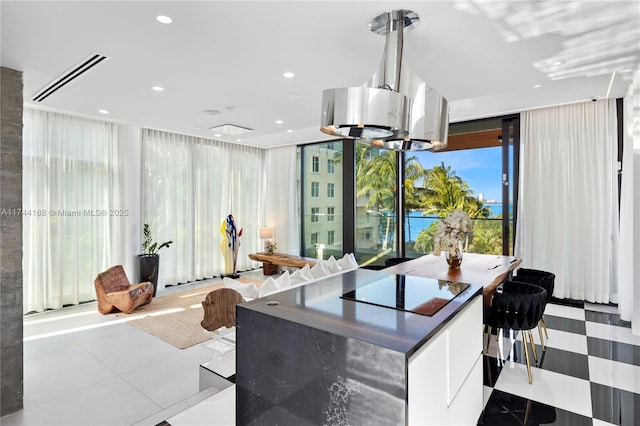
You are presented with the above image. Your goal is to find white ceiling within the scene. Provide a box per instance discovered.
[2,1,639,148]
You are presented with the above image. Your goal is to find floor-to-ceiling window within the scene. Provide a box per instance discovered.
[407,116,518,259]
[354,142,400,266]
[298,115,519,265]
[142,129,264,285]
[22,109,124,313]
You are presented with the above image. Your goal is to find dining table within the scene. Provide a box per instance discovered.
[382,252,522,308]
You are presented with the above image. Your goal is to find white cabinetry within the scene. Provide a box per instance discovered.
[408,296,483,425]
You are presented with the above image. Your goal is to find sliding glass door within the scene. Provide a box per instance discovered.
[298,114,519,264]
[406,116,519,258]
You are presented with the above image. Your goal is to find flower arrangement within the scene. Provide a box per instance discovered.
[432,209,471,257]
[264,239,277,254]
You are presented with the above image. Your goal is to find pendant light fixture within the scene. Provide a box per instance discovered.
[320,9,449,151]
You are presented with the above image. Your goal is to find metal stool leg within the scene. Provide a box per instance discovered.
[527,330,538,363]
[538,324,546,351]
[523,332,533,384]
[541,316,549,339]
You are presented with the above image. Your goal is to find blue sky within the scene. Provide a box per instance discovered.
[413,146,505,202]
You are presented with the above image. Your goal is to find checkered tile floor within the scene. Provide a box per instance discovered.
[478,301,640,425]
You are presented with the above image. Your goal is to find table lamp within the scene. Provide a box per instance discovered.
[259,227,275,253]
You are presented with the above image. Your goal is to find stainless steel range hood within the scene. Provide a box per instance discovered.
[320,9,449,151]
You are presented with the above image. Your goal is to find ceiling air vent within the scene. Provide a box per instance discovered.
[208,124,253,136]
[31,53,108,102]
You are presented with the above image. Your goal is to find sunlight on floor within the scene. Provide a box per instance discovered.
[22,306,206,341]
[24,309,97,325]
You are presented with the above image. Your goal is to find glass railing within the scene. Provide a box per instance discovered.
[302,213,513,267]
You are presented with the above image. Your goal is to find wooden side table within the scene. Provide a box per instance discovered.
[248,252,317,275]
[262,261,280,275]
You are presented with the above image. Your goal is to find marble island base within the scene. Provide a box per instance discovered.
[236,268,483,425]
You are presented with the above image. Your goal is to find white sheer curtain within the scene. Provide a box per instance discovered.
[618,71,640,335]
[263,146,299,255]
[516,100,618,302]
[23,109,124,313]
[142,129,264,287]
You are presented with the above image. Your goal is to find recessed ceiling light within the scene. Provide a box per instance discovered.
[287,93,301,100]
[214,133,222,137]
[533,84,541,88]
[156,15,172,24]
[283,71,295,79]
[205,109,221,116]
[98,109,109,114]
[287,129,293,133]
[552,60,564,66]
[275,120,284,124]
[225,106,238,112]
[236,139,242,142]
[152,86,164,92]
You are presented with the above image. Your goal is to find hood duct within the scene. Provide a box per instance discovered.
[320,9,449,151]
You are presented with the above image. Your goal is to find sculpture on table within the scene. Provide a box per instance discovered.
[220,214,242,278]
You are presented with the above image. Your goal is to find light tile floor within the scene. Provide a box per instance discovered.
[2,270,265,426]
[4,274,640,426]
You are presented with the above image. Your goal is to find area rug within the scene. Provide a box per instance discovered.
[115,278,262,349]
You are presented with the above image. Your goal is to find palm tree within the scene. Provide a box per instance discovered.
[421,163,490,219]
[469,216,503,254]
[356,148,397,210]
[332,140,371,169]
[413,163,490,253]
[341,143,426,248]
[333,146,491,252]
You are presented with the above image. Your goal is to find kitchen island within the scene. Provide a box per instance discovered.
[236,267,484,425]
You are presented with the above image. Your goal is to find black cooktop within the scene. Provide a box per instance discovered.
[341,274,470,316]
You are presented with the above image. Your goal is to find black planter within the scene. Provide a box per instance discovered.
[138,254,160,296]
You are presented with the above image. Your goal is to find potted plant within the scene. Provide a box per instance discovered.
[138,223,173,296]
